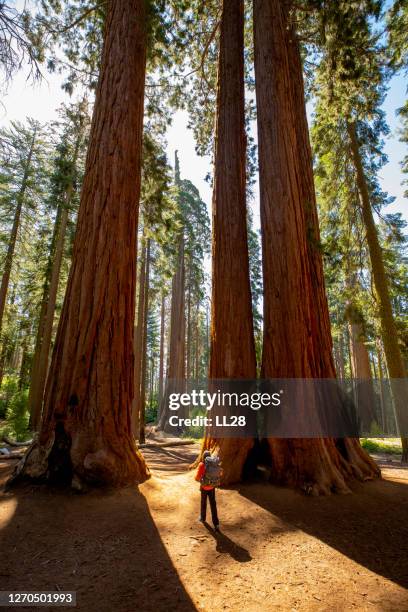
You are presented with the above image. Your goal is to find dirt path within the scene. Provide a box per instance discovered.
[1,445,408,611]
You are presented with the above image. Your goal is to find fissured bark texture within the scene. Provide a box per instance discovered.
[17,0,149,487]
[254,0,379,493]
[202,0,257,484]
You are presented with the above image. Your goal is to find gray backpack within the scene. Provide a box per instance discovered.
[201,456,221,487]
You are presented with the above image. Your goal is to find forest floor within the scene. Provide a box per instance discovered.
[1,439,408,612]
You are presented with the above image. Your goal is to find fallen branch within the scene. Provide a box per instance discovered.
[139,439,198,449]
[0,452,24,460]
[2,436,32,447]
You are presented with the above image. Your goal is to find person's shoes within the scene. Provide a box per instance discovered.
[214,524,220,532]
[198,517,205,523]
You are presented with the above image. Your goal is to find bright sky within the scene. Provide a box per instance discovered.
[1,60,407,228]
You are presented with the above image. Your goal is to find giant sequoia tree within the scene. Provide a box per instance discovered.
[200,0,257,483]
[253,0,379,493]
[14,0,149,487]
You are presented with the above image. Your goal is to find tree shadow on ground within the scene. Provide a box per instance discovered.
[203,522,252,562]
[238,475,408,590]
[0,469,196,612]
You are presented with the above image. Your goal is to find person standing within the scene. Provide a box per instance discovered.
[195,450,221,531]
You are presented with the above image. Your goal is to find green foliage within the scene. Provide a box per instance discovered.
[5,388,30,441]
[387,0,408,71]
[361,437,403,454]
[0,377,30,442]
[0,374,19,419]
[145,401,158,424]
[0,2,45,88]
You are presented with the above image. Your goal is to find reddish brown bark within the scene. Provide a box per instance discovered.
[186,263,192,380]
[334,331,346,379]
[157,236,186,429]
[139,238,151,445]
[132,240,147,438]
[13,0,149,487]
[200,0,257,484]
[157,292,165,414]
[348,316,372,380]
[253,0,379,493]
[194,302,200,380]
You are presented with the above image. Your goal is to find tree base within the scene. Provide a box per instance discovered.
[194,437,255,485]
[194,436,380,494]
[8,423,149,489]
[262,437,380,495]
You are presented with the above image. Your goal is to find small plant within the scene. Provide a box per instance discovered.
[0,375,19,419]
[0,388,31,442]
[181,425,204,439]
[361,438,402,455]
[145,403,158,424]
[369,421,383,436]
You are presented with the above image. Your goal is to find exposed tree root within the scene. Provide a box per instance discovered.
[262,437,380,496]
[8,421,149,489]
[192,435,381,495]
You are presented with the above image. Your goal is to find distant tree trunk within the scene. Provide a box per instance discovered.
[29,186,73,430]
[132,240,146,438]
[186,265,192,380]
[28,227,57,417]
[139,238,150,445]
[157,293,165,416]
[348,318,372,380]
[0,339,9,387]
[157,236,185,429]
[253,0,379,493]
[199,0,256,483]
[14,0,149,487]
[171,240,186,379]
[0,130,36,345]
[18,321,31,390]
[149,358,154,410]
[334,330,346,379]
[195,303,200,381]
[346,301,377,431]
[347,121,408,462]
[376,339,387,431]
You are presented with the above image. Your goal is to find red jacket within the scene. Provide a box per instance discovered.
[195,461,214,490]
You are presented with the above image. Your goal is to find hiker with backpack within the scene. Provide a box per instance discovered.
[195,450,222,531]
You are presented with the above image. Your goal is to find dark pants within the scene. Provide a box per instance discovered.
[200,488,219,526]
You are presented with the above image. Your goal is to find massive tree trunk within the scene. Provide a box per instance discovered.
[253,0,379,493]
[200,0,257,484]
[13,0,149,487]
[0,130,36,345]
[347,121,408,461]
[132,240,147,438]
[139,238,150,445]
[29,187,72,430]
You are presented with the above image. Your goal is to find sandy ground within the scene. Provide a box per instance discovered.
[1,443,408,612]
